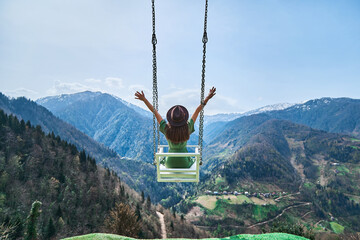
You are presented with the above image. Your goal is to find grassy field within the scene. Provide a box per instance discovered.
[252,205,278,222]
[215,177,226,185]
[195,195,275,210]
[196,195,219,210]
[63,233,309,240]
[330,222,344,234]
[336,165,350,173]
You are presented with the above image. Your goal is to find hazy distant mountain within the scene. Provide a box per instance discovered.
[38,91,153,119]
[268,97,360,138]
[244,102,295,116]
[203,103,295,142]
[37,91,198,162]
[37,91,154,161]
[204,103,295,125]
[204,98,360,143]
[203,97,360,173]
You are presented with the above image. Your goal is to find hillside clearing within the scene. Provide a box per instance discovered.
[330,222,344,234]
[195,195,274,210]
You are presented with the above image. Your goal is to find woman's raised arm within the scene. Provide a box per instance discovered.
[191,87,216,123]
[135,91,163,124]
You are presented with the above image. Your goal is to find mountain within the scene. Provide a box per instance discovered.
[0,93,194,206]
[204,103,295,125]
[203,103,295,143]
[185,114,360,236]
[0,92,117,162]
[204,97,360,145]
[37,91,152,119]
[37,91,154,161]
[268,97,360,138]
[37,91,199,162]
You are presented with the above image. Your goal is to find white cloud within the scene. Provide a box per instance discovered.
[104,77,124,89]
[4,88,39,99]
[46,80,99,96]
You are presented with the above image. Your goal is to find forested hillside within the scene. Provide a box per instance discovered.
[0,110,163,239]
[0,93,194,207]
[0,92,118,162]
[181,117,360,237]
[0,110,208,239]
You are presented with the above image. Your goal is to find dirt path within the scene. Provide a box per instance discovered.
[301,210,314,219]
[248,202,312,228]
[156,211,167,239]
[274,192,300,202]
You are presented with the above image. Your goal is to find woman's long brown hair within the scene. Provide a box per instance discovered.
[165,123,190,143]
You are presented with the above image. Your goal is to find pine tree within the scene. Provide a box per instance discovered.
[80,150,86,164]
[24,200,42,240]
[146,196,151,209]
[141,191,145,203]
[45,217,56,240]
[56,206,63,218]
[172,207,176,218]
[135,203,141,221]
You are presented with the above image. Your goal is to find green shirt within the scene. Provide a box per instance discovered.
[159,119,195,168]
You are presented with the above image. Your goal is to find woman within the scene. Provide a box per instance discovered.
[135,87,216,168]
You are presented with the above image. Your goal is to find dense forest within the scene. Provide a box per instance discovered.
[0,110,161,239]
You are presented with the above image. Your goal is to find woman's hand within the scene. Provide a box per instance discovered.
[135,90,163,124]
[204,87,216,104]
[135,91,146,102]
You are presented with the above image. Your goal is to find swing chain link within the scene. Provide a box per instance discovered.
[199,0,209,166]
[152,0,160,165]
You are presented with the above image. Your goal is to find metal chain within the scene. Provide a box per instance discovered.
[152,0,159,165]
[151,0,208,166]
[198,0,209,166]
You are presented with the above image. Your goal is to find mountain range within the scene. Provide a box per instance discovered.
[37,91,199,162]
[2,90,360,237]
[0,93,190,206]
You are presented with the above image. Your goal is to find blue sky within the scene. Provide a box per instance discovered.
[1,0,359,114]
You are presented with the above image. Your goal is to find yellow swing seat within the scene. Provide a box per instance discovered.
[156,145,200,182]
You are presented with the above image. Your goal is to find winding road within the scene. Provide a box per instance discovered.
[195,202,312,230]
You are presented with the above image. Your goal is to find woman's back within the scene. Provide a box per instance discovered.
[159,118,195,168]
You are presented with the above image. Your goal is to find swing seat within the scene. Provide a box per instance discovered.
[156,145,200,182]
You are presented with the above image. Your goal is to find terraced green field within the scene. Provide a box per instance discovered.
[330,222,344,234]
[63,233,309,240]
